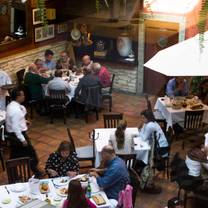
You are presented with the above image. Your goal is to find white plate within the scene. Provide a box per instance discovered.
[10,183,27,192]
[53,177,69,186]
[56,187,68,197]
[17,196,31,205]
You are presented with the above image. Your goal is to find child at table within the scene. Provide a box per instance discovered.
[62,179,96,208]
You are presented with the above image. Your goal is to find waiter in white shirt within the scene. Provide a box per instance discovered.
[0,70,12,110]
[6,88,41,176]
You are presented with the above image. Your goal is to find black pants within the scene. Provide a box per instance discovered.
[7,132,39,174]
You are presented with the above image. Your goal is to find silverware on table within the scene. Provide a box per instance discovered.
[4,186,10,194]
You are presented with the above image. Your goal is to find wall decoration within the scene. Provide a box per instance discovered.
[0,4,7,15]
[35,24,54,42]
[57,23,68,34]
[32,8,44,25]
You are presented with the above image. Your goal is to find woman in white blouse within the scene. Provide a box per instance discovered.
[109,120,134,154]
[138,110,169,157]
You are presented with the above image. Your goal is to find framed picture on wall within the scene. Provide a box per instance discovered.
[32,8,44,25]
[57,23,68,34]
[35,24,55,42]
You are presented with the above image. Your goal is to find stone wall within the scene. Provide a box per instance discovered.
[0,41,66,81]
[100,61,137,93]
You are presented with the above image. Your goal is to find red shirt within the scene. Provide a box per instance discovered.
[98,66,111,88]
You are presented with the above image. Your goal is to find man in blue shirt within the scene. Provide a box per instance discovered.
[90,145,129,200]
[43,49,56,71]
[166,77,189,97]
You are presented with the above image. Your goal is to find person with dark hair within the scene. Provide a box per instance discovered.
[109,120,134,154]
[43,49,56,70]
[47,69,71,100]
[62,180,96,208]
[90,145,129,200]
[198,78,208,105]
[138,110,169,156]
[45,141,79,177]
[166,77,189,97]
[6,88,41,176]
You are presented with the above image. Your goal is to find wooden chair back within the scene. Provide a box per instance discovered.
[49,89,67,105]
[184,110,204,130]
[109,74,115,94]
[144,94,152,112]
[103,113,123,128]
[66,128,76,152]
[6,157,31,184]
[16,69,25,86]
[116,154,137,170]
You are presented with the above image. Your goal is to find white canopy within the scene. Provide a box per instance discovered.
[144,32,208,76]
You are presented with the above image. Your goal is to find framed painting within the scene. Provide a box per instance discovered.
[35,24,55,42]
[32,8,44,25]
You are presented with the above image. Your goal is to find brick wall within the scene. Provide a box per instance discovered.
[0,41,66,81]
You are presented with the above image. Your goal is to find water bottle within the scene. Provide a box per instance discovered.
[86,181,92,198]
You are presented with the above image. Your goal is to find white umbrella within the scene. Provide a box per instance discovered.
[144,32,208,76]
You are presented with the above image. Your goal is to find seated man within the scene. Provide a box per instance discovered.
[74,67,101,104]
[166,77,189,97]
[47,69,71,100]
[56,51,74,71]
[0,70,12,110]
[82,55,93,70]
[92,62,111,88]
[90,145,130,200]
[43,49,56,71]
[24,63,52,101]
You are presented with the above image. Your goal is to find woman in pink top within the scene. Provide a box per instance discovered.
[62,180,96,208]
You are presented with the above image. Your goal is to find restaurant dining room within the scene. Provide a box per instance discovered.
[0,0,208,207]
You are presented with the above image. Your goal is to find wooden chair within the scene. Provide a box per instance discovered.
[182,110,204,149]
[117,154,139,208]
[103,112,123,128]
[49,89,69,124]
[67,128,97,169]
[144,94,167,132]
[16,69,25,87]
[6,157,31,184]
[101,74,115,112]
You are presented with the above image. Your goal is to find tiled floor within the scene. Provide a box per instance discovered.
[0,92,207,208]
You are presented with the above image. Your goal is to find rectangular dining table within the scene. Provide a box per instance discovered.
[0,175,112,208]
[94,128,150,167]
[154,97,208,130]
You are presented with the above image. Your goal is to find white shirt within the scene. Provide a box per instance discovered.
[109,130,134,154]
[6,101,27,142]
[138,121,168,148]
[185,155,201,177]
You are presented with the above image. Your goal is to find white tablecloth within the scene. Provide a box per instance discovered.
[0,175,113,208]
[94,128,150,167]
[154,97,208,129]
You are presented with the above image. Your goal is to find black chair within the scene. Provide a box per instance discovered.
[116,154,137,170]
[6,157,31,184]
[103,112,123,128]
[144,94,167,132]
[16,69,25,87]
[182,110,204,149]
[48,89,69,124]
[101,73,115,112]
[67,128,97,169]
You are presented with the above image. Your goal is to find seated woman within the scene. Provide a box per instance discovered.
[45,141,79,177]
[109,120,134,154]
[62,179,96,208]
[138,110,169,157]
